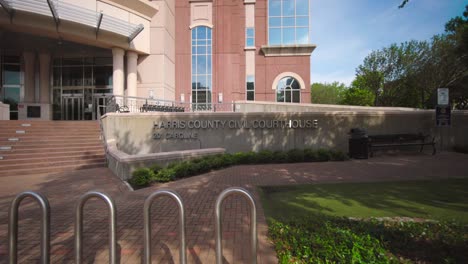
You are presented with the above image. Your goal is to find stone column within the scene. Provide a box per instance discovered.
[38,52,51,104]
[22,51,35,103]
[112,48,125,97]
[126,51,138,97]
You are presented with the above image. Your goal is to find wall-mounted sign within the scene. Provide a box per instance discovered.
[152,119,319,140]
[437,88,449,105]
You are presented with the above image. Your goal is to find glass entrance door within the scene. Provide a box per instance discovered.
[62,94,84,120]
[92,94,112,119]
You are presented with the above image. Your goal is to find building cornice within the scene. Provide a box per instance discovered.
[99,0,158,19]
[261,44,317,57]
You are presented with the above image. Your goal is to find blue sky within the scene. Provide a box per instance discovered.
[310,0,468,85]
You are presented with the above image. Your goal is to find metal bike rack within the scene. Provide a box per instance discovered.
[143,190,187,264]
[75,191,117,264]
[215,187,257,264]
[9,191,51,264]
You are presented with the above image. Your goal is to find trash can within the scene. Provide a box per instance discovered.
[348,128,369,159]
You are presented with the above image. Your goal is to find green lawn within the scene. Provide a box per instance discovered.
[260,178,468,224]
[260,178,468,263]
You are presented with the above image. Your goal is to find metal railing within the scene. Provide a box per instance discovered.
[144,190,186,264]
[9,191,50,264]
[7,188,257,263]
[105,95,236,114]
[75,191,117,264]
[215,187,257,264]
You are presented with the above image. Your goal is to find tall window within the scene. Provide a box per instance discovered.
[276,76,300,103]
[246,28,255,47]
[191,26,212,108]
[268,0,309,45]
[1,55,21,120]
[246,75,255,101]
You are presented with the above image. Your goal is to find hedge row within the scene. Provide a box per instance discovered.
[128,148,348,188]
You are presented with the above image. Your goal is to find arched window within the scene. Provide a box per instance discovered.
[191,26,212,108]
[268,0,309,45]
[276,76,301,103]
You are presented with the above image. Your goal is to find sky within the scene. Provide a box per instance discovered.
[310,0,468,85]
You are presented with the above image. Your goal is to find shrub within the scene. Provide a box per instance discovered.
[287,149,305,163]
[149,164,163,174]
[128,168,154,187]
[269,218,394,263]
[136,148,348,187]
[272,151,288,163]
[207,155,226,169]
[154,168,176,182]
[171,161,191,178]
[232,152,253,164]
[257,150,275,163]
[316,148,331,161]
[304,148,318,162]
[329,150,348,161]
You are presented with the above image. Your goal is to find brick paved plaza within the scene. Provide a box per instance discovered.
[0,152,467,263]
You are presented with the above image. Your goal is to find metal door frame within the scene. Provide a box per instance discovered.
[61,94,84,120]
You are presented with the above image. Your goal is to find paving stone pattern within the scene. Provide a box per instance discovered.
[0,152,467,263]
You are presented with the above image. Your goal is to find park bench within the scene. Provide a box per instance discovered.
[140,104,185,112]
[368,133,436,157]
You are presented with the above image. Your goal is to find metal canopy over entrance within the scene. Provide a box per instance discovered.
[0,0,144,41]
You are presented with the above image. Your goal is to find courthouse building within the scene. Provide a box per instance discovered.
[0,0,315,120]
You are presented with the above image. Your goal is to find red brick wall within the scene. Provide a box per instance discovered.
[175,0,311,104]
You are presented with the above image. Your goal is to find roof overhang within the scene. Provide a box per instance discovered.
[1,0,144,42]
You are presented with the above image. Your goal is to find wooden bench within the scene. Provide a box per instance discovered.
[368,133,436,157]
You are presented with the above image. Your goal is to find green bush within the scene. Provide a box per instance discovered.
[269,218,395,263]
[135,149,348,187]
[316,148,331,161]
[287,149,305,163]
[149,164,163,174]
[304,148,318,162]
[154,168,176,182]
[272,151,288,163]
[330,150,349,161]
[128,168,154,187]
[256,150,275,163]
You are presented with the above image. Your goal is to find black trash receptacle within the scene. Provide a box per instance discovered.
[348,128,369,159]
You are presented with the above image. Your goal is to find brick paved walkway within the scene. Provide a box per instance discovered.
[0,152,467,263]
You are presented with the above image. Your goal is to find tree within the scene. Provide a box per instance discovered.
[340,88,375,106]
[310,82,346,104]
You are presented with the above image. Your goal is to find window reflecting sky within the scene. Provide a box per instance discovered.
[269,0,309,45]
[192,26,212,104]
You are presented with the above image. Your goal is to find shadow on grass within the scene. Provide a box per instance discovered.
[260,178,468,263]
[260,178,468,223]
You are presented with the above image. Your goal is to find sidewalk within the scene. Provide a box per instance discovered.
[0,152,467,263]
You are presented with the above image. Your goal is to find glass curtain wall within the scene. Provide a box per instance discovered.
[52,57,113,120]
[268,0,309,45]
[191,26,212,110]
[0,53,21,120]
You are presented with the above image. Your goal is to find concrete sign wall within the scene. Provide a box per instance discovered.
[102,111,437,155]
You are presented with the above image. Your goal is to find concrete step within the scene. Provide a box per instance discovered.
[0,138,102,144]
[3,149,105,158]
[0,157,106,171]
[0,153,104,165]
[5,142,103,150]
[0,162,106,177]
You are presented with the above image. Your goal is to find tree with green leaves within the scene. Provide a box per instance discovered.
[310,82,346,104]
[340,88,375,106]
[353,5,468,109]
